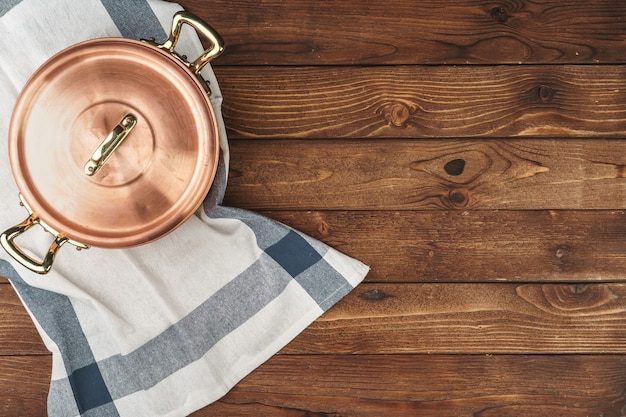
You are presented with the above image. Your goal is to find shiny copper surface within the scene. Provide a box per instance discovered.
[8,38,219,248]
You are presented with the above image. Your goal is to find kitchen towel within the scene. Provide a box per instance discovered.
[0,1,369,416]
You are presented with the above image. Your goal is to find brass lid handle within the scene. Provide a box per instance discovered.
[84,113,137,176]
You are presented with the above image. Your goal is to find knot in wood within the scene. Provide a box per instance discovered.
[570,284,588,294]
[555,245,570,259]
[444,159,466,176]
[379,101,414,128]
[490,6,509,23]
[447,188,470,208]
[518,284,618,316]
[317,219,331,236]
[360,289,389,301]
[537,85,555,103]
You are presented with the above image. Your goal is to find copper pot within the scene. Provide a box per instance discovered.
[1,11,224,274]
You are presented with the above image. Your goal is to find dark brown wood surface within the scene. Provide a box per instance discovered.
[215,66,626,139]
[3,0,626,416]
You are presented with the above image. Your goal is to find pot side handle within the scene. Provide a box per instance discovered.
[0,214,68,274]
[1,195,89,275]
[159,11,225,74]
[0,213,68,275]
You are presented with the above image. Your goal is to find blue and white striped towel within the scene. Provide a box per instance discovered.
[0,1,369,416]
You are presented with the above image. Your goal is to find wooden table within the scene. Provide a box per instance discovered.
[3,1,626,415]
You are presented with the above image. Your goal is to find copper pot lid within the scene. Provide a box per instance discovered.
[8,37,220,248]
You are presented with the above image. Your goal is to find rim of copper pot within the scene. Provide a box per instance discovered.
[8,36,220,248]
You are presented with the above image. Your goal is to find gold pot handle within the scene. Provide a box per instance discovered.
[159,10,224,74]
[1,196,88,275]
[1,213,67,275]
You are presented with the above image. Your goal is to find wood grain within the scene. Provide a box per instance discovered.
[0,356,49,417]
[195,355,626,417]
[261,210,626,283]
[3,354,625,417]
[184,0,626,65]
[3,209,626,288]
[214,66,626,139]
[0,283,45,355]
[224,139,626,210]
[3,1,626,415]
[285,283,626,354]
[3,282,626,356]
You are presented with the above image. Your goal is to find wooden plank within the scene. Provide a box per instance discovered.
[3,282,626,355]
[197,355,626,417]
[262,210,626,283]
[3,211,626,284]
[282,283,626,354]
[2,354,624,417]
[224,139,626,210]
[181,0,626,65]
[0,284,45,356]
[214,65,626,139]
[0,356,50,417]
